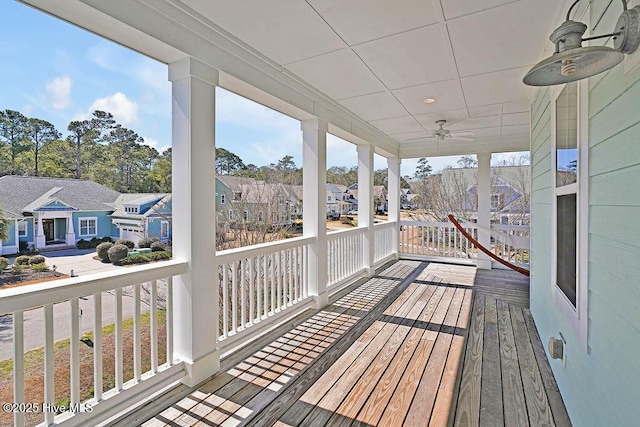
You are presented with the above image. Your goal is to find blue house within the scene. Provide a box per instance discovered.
[0,176,171,254]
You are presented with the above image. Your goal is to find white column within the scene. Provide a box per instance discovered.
[35,213,45,249]
[66,213,75,246]
[387,157,401,259]
[358,144,375,276]
[302,118,328,308]
[477,152,492,270]
[169,57,220,386]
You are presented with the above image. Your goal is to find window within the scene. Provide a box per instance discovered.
[243,210,249,222]
[18,220,27,237]
[278,195,285,204]
[552,80,588,347]
[161,221,170,239]
[258,211,264,222]
[228,210,234,220]
[272,212,278,223]
[490,194,502,211]
[220,194,226,204]
[79,217,97,236]
[327,195,332,202]
[234,191,242,201]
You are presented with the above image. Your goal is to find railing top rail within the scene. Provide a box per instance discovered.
[373,221,396,229]
[491,224,531,232]
[0,259,187,314]
[216,235,314,263]
[399,220,477,228]
[326,227,367,239]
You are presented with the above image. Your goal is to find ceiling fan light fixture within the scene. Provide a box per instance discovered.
[523,0,640,86]
[423,98,436,104]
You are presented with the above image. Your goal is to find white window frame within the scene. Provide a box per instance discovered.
[160,220,170,239]
[18,220,27,237]
[228,210,233,221]
[220,194,226,204]
[243,210,249,222]
[78,217,98,237]
[258,211,264,222]
[551,80,589,349]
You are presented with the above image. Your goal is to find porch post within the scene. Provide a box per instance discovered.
[387,157,401,259]
[477,152,492,270]
[169,57,220,386]
[35,213,45,249]
[66,214,75,246]
[302,118,328,308]
[358,144,375,276]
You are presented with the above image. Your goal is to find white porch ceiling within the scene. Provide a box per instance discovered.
[182,0,560,155]
[21,0,567,158]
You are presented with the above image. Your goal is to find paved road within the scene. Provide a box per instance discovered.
[0,289,151,361]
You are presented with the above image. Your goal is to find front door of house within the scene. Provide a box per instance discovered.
[42,219,54,242]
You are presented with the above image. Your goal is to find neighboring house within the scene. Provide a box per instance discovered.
[346,184,388,213]
[216,176,299,227]
[0,176,172,254]
[326,183,355,214]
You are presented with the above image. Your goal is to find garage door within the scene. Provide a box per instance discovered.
[120,228,142,246]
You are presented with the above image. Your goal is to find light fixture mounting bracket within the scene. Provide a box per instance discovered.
[614,5,640,54]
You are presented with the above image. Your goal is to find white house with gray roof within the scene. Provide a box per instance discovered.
[0,176,171,254]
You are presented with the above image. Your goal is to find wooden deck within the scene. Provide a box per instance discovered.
[139,261,571,427]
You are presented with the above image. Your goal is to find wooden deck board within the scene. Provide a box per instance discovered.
[140,262,571,427]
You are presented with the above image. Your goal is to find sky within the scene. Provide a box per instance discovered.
[1,2,526,179]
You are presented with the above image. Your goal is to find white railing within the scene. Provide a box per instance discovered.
[0,260,187,427]
[374,221,395,263]
[216,236,313,350]
[400,220,478,261]
[490,224,531,268]
[399,220,531,268]
[327,228,365,287]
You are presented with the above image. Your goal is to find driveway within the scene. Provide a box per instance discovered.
[40,248,121,276]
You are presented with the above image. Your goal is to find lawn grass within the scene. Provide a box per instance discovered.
[0,310,167,426]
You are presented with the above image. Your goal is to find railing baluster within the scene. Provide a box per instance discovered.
[115,288,123,390]
[44,304,55,425]
[93,293,103,401]
[263,255,268,316]
[270,252,275,313]
[241,259,246,328]
[257,255,262,321]
[222,265,228,338]
[70,297,80,405]
[13,310,24,427]
[231,262,238,333]
[287,249,292,305]
[133,284,141,382]
[150,280,158,373]
[249,257,255,324]
[166,276,174,365]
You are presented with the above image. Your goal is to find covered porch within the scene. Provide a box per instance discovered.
[132,261,569,427]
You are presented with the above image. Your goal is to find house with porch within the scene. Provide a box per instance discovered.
[3,0,640,426]
[0,176,171,254]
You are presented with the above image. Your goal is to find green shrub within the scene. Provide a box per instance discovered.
[101,236,113,243]
[108,244,129,263]
[0,257,8,270]
[149,251,171,261]
[116,254,150,265]
[76,239,89,249]
[30,262,48,272]
[150,241,166,252]
[90,237,100,245]
[10,264,22,275]
[137,237,160,249]
[15,255,31,266]
[115,239,135,250]
[29,255,45,265]
[96,242,114,261]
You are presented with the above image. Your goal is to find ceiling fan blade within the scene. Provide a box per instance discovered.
[452,131,474,137]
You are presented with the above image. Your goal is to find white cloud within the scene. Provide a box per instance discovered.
[46,76,72,110]
[73,92,139,125]
[216,88,297,133]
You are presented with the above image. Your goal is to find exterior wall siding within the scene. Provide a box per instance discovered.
[73,212,112,240]
[5,221,17,247]
[18,218,34,245]
[530,1,640,424]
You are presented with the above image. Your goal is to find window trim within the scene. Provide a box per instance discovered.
[228,210,233,221]
[18,220,27,237]
[78,216,98,237]
[551,80,589,349]
[160,220,170,239]
[220,194,226,204]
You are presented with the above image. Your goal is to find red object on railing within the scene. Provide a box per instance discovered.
[447,214,530,277]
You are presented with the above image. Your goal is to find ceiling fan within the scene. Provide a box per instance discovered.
[428,120,474,142]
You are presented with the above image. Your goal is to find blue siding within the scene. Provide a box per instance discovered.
[147,218,171,241]
[139,198,161,214]
[73,212,112,240]
[529,1,640,424]
[5,221,16,246]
